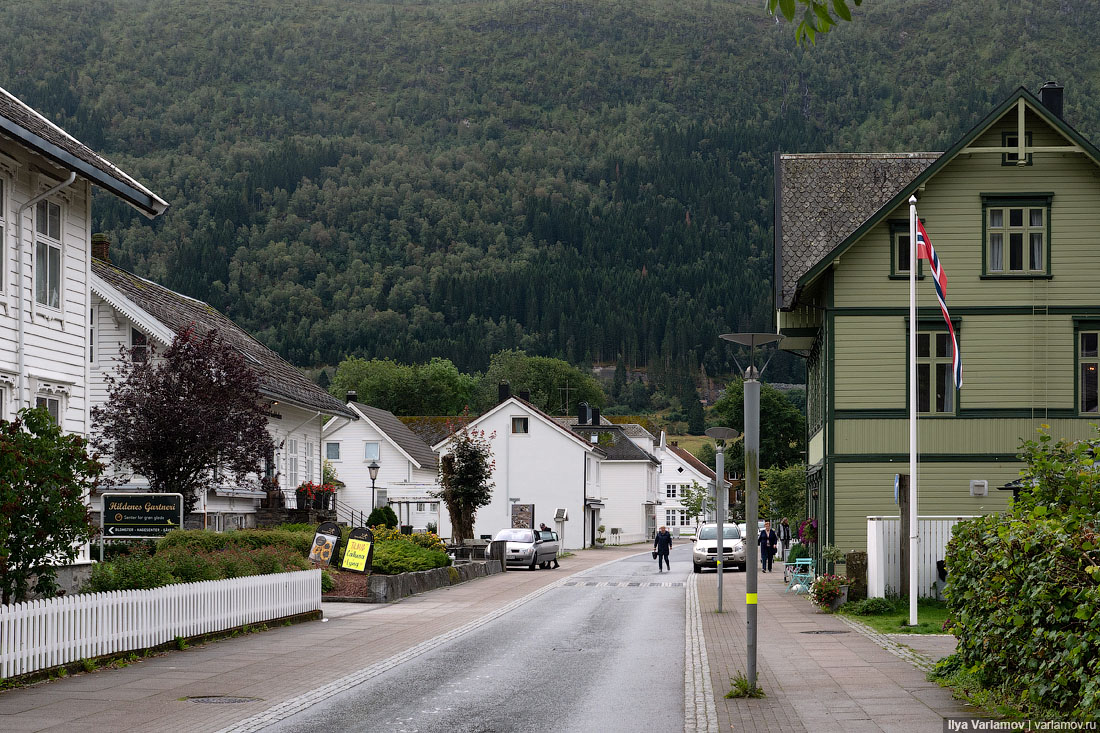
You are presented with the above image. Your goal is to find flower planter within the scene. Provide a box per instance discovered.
[828,585,850,612]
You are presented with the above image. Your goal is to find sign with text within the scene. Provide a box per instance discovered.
[102,493,184,539]
[340,527,375,573]
[309,521,341,566]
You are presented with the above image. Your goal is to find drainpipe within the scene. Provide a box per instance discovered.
[16,171,77,410]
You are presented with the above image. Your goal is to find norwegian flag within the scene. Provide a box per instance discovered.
[916,220,962,388]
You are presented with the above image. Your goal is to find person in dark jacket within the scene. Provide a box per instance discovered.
[758,521,779,573]
[779,518,792,560]
[653,526,673,572]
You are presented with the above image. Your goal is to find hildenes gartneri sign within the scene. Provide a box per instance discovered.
[102,493,184,538]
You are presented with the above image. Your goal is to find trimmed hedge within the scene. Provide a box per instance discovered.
[372,540,452,575]
[157,528,313,555]
[84,545,310,592]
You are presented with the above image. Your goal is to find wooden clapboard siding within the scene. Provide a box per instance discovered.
[833,316,905,409]
[834,417,1096,456]
[777,305,822,331]
[962,314,1071,408]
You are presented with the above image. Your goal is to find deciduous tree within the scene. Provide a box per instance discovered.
[435,422,495,543]
[713,380,806,474]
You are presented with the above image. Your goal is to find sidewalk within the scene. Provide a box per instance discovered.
[695,568,971,733]
[0,545,643,733]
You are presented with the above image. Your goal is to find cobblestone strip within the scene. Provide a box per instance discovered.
[217,555,642,733]
[684,573,718,733]
[836,614,936,672]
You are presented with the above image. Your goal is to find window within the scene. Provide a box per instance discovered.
[364,441,380,461]
[0,178,5,292]
[131,327,148,362]
[666,484,677,498]
[1080,330,1099,414]
[916,330,957,414]
[511,416,529,434]
[287,438,299,487]
[89,308,95,362]
[0,386,5,421]
[416,502,426,512]
[305,442,314,481]
[1001,131,1033,166]
[665,509,678,526]
[35,395,60,424]
[983,195,1051,276]
[325,442,341,460]
[34,200,62,309]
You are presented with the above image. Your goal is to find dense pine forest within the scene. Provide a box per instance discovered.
[5,0,1100,385]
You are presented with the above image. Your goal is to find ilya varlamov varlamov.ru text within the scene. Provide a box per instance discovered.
[946,720,1098,731]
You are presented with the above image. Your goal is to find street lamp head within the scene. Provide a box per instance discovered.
[719,332,783,348]
[368,461,380,482]
[705,427,740,442]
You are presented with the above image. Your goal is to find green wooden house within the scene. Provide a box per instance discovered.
[775,83,1100,556]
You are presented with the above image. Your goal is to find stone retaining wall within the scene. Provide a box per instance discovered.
[329,560,504,604]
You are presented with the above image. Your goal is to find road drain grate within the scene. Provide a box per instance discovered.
[187,696,262,704]
[800,630,851,635]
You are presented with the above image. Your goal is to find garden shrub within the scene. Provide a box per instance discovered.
[84,549,175,592]
[157,528,313,555]
[321,570,335,593]
[785,543,809,563]
[366,506,399,529]
[945,428,1100,717]
[845,597,896,616]
[155,546,219,583]
[371,541,451,574]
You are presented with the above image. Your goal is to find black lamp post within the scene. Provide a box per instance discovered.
[369,460,380,512]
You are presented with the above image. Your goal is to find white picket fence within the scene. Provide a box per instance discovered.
[866,516,977,598]
[0,569,320,679]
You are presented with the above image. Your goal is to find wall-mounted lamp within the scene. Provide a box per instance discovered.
[811,488,820,501]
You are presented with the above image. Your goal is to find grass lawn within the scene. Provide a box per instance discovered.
[839,599,952,635]
[667,434,711,455]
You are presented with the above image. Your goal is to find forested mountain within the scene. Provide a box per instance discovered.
[5,0,1100,385]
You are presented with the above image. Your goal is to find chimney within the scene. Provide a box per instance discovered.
[577,401,590,425]
[519,389,531,402]
[346,390,357,403]
[670,441,678,447]
[498,381,511,403]
[91,233,110,263]
[591,407,601,425]
[1039,81,1064,120]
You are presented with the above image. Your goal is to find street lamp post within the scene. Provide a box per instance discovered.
[720,332,783,690]
[368,460,380,518]
[705,427,740,613]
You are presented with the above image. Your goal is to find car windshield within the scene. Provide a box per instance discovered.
[698,526,741,540]
[495,529,535,542]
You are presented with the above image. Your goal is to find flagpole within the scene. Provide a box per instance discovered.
[908,195,919,627]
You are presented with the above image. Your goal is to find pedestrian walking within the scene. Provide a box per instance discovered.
[779,517,791,561]
[758,521,779,573]
[653,525,673,572]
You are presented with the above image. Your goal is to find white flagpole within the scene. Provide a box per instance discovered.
[908,195,919,627]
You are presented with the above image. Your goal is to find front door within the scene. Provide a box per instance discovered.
[645,506,656,540]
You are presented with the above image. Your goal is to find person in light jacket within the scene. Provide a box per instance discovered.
[653,526,673,573]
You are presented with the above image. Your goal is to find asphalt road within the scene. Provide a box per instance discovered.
[266,544,695,733]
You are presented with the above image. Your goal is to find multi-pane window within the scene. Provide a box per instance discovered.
[416,502,427,512]
[666,484,677,498]
[131,327,148,362]
[1001,131,1033,166]
[305,442,314,481]
[35,395,60,424]
[89,308,95,362]
[364,441,380,461]
[0,386,5,421]
[325,441,340,460]
[984,196,1050,276]
[0,178,5,292]
[287,438,299,487]
[916,331,956,414]
[1081,331,1099,414]
[34,200,62,309]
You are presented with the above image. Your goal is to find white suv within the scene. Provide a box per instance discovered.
[691,523,746,573]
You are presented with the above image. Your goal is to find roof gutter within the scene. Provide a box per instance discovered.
[16,170,76,411]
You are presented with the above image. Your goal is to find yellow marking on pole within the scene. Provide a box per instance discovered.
[746,593,758,605]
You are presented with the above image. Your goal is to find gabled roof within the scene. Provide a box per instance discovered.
[432,396,604,454]
[0,85,168,218]
[400,416,472,446]
[555,416,657,446]
[570,425,660,464]
[348,402,438,471]
[667,444,716,481]
[91,258,353,418]
[776,86,1100,311]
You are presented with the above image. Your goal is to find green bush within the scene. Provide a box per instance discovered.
[272,523,316,533]
[845,597,896,616]
[157,528,313,555]
[785,543,809,563]
[367,506,399,529]
[84,549,175,592]
[372,540,452,574]
[321,570,335,593]
[156,546,219,583]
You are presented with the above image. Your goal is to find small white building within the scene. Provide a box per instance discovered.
[322,398,441,531]
[0,86,167,435]
[88,248,354,529]
[660,439,717,534]
[433,390,605,549]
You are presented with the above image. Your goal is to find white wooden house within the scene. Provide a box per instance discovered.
[0,86,167,435]
[660,440,717,534]
[433,389,605,549]
[88,245,354,529]
[322,398,441,531]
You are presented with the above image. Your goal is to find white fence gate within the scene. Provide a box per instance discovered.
[866,516,977,598]
[0,569,320,679]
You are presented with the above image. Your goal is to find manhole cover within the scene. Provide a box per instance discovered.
[187,696,262,704]
[800,630,851,635]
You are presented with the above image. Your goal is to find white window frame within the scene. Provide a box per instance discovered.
[326,441,341,461]
[89,306,96,363]
[131,326,148,362]
[416,502,426,512]
[305,441,314,482]
[287,438,299,488]
[35,394,61,424]
[511,416,529,434]
[34,198,63,312]
[0,175,6,295]
[0,385,5,422]
[364,441,380,462]
[665,484,677,498]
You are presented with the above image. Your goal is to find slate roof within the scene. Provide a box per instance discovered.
[351,403,438,470]
[0,85,168,217]
[91,259,353,418]
[774,152,939,310]
[667,444,716,481]
[569,425,660,463]
[555,416,657,446]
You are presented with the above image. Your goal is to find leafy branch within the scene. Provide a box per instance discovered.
[766,0,862,45]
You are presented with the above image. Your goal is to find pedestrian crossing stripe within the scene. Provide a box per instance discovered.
[746,593,758,605]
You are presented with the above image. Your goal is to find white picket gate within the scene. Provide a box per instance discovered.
[866,516,977,598]
[0,569,320,679]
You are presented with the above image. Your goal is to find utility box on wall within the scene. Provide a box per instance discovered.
[969,479,988,497]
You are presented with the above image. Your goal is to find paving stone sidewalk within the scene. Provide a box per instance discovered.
[696,568,973,733]
[0,546,643,733]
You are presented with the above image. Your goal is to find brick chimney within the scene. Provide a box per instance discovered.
[91,233,110,263]
[1039,81,1064,120]
[346,390,357,403]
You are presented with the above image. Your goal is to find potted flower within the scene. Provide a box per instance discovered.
[809,573,849,612]
[797,517,818,546]
[595,525,606,547]
[296,481,336,511]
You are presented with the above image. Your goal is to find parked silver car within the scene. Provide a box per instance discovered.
[492,528,560,570]
[692,523,746,572]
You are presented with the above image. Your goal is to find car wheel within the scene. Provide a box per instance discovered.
[693,563,701,574]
